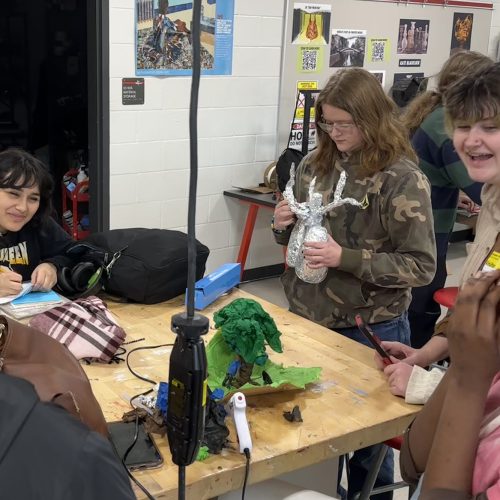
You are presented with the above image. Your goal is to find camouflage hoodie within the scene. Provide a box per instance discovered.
[275,153,436,329]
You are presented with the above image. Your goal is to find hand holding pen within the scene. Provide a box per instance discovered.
[0,265,22,297]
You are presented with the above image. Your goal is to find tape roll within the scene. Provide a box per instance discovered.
[264,162,278,191]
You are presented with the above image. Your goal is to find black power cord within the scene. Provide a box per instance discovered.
[166,2,208,500]
[186,0,202,317]
[127,343,173,406]
[241,448,251,500]
[112,342,174,500]
[120,413,156,500]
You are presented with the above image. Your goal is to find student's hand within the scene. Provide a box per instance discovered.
[273,200,295,230]
[447,270,500,385]
[373,352,400,370]
[383,362,414,397]
[379,340,420,364]
[0,269,22,297]
[303,234,342,268]
[457,194,480,213]
[31,263,57,292]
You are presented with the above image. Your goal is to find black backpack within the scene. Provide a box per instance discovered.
[276,89,318,193]
[60,228,209,304]
[275,147,305,193]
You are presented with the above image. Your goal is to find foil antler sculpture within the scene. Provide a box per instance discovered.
[283,164,365,284]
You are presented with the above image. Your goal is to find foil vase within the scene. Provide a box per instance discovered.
[296,225,328,284]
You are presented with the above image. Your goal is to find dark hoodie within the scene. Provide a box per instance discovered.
[0,374,135,500]
[0,217,74,280]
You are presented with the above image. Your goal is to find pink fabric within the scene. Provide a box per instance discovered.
[29,296,126,362]
[473,374,500,499]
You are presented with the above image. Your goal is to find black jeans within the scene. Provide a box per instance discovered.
[408,252,447,349]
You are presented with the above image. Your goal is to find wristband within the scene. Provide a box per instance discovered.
[271,216,286,234]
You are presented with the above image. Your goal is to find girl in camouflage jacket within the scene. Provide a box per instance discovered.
[273,68,436,331]
[273,68,436,500]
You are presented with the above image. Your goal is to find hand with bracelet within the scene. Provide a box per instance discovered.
[272,199,296,233]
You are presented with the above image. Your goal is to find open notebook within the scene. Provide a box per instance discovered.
[0,282,34,305]
[0,284,65,320]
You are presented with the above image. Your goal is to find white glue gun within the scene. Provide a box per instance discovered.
[227,392,252,454]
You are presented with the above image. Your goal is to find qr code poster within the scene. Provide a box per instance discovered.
[367,38,390,63]
[291,3,331,45]
[329,29,366,68]
[297,46,323,73]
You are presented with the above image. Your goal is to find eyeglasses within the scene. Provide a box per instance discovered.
[317,120,356,134]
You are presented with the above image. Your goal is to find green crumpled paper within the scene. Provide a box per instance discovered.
[213,298,282,365]
[206,330,322,398]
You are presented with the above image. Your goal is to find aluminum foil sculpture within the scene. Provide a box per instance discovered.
[284,164,364,284]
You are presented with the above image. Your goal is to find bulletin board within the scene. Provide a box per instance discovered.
[277,0,493,154]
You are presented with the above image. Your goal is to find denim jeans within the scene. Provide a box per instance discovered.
[335,312,411,500]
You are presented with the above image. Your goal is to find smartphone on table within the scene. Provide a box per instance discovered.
[108,420,163,471]
[354,314,393,366]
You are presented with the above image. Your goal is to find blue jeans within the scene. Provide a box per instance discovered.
[335,313,410,500]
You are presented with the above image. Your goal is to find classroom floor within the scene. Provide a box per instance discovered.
[239,241,468,499]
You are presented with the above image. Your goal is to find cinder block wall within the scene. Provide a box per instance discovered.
[109,0,286,273]
[108,0,499,274]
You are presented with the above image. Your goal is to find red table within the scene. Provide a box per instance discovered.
[223,189,283,278]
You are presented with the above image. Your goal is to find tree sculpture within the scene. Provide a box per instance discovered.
[213,298,282,389]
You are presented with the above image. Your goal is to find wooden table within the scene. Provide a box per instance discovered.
[85,290,419,499]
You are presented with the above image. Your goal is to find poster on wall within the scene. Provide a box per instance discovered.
[297,46,324,73]
[289,121,317,151]
[369,70,386,87]
[290,83,319,152]
[393,72,424,87]
[450,13,473,55]
[135,0,234,76]
[291,3,331,45]
[397,19,430,55]
[367,38,391,63]
[329,29,367,68]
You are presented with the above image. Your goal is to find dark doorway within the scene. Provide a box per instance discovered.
[0,0,109,236]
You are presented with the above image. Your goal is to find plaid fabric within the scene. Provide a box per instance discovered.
[29,296,126,362]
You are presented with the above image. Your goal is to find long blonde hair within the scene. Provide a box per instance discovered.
[402,51,493,135]
[312,68,416,176]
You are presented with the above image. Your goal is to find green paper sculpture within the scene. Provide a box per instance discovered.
[209,298,322,398]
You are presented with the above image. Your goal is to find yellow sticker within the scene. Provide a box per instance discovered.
[483,251,500,271]
[295,107,316,120]
[297,80,318,90]
[202,378,208,407]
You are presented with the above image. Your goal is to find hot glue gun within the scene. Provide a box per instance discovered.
[228,392,252,454]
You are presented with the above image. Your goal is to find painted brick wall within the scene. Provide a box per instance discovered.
[109,0,286,273]
[109,0,498,275]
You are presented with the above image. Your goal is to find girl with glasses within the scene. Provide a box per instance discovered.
[272,68,436,499]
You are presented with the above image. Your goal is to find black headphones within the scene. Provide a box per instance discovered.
[56,261,103,299]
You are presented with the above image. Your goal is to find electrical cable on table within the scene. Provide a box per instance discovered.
[114,342,173,499]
